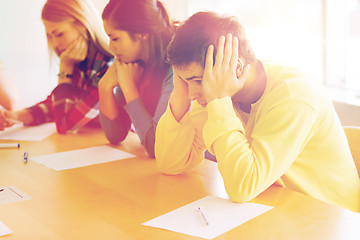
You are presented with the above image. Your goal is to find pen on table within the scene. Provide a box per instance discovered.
[24,151,28,164]
[0,189,4,192]
[198,207,209,226]
[0,143,20,149]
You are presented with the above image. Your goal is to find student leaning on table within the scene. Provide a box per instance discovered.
[155,11,360,212]
[0,0,113,133]
[98,0,174,158]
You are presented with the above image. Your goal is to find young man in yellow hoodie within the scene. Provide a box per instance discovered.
[155,11,360,212]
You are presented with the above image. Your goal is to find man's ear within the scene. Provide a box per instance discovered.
[236,58,244,78]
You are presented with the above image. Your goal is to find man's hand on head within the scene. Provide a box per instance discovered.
[203,34,250,103]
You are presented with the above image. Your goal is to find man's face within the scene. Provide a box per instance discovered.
[173,62,208,107]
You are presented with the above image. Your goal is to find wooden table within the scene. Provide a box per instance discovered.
[1,127,360,239]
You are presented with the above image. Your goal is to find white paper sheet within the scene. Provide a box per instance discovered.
[0,186,32,205]
[142,195,273,239]
[30,145,136,171]
[0,220,12,237]
[0,123,56,141]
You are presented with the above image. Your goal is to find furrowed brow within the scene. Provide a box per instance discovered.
[177,74,203,82]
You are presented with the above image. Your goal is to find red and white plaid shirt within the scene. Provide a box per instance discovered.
[26,44,113,133]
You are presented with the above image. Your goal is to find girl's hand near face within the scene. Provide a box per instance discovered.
[59,36,88,83]
[98,63,118,91]
[60,36,88,65]
[203,34,250,103]
[98,62,122,119]
[114,59,142,103]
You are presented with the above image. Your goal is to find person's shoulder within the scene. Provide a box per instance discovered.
[262,60,306,80]
[262,60,319,88]
[261,60,327,104]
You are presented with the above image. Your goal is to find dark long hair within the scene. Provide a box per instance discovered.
[102,0,174,69]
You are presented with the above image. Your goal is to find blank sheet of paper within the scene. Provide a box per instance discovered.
[0,220,12,237]
[30,146,136,171]
[142,195,273,239]
[0,123,56,141]
[0,186,32,205]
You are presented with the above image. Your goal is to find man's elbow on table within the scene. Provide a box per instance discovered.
[156,157,187,175]
[225,185,260,203]
[157,162,185,175]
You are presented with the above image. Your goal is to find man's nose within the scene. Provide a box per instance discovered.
[188,85,201,101]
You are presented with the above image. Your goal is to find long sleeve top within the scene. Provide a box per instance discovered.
[155,61,360,212]
[100,67,173,158]
[26,44,113,133]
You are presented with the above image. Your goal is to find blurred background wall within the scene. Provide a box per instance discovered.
[0,0,359,126]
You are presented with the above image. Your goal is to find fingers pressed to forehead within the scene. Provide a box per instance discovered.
[205,44,214,70]
[223,33,233,67]
[229,36,239,69]
[214,35,226,68]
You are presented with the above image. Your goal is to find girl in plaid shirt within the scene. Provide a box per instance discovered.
[1,0,113,133]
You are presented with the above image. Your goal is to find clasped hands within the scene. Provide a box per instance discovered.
[99,57,143,103]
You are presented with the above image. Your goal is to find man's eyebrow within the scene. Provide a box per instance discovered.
[178,75,203,81]
[186,75,203,81]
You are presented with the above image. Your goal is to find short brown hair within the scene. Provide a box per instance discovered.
[167,11,256,68]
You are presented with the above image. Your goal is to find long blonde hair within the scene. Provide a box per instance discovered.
[42,0,112,58]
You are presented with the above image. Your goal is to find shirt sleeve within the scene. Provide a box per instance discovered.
[25,81,100,133]
[203,96,317,203]
[124,72,173,158]
[54,57,111,133]
[155,101,207,174]
[99,86,132,144]
[25,94,54,125]
[24,51,111,132]
[51,82,100,133]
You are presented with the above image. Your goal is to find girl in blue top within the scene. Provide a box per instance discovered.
[99,0,174,157]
